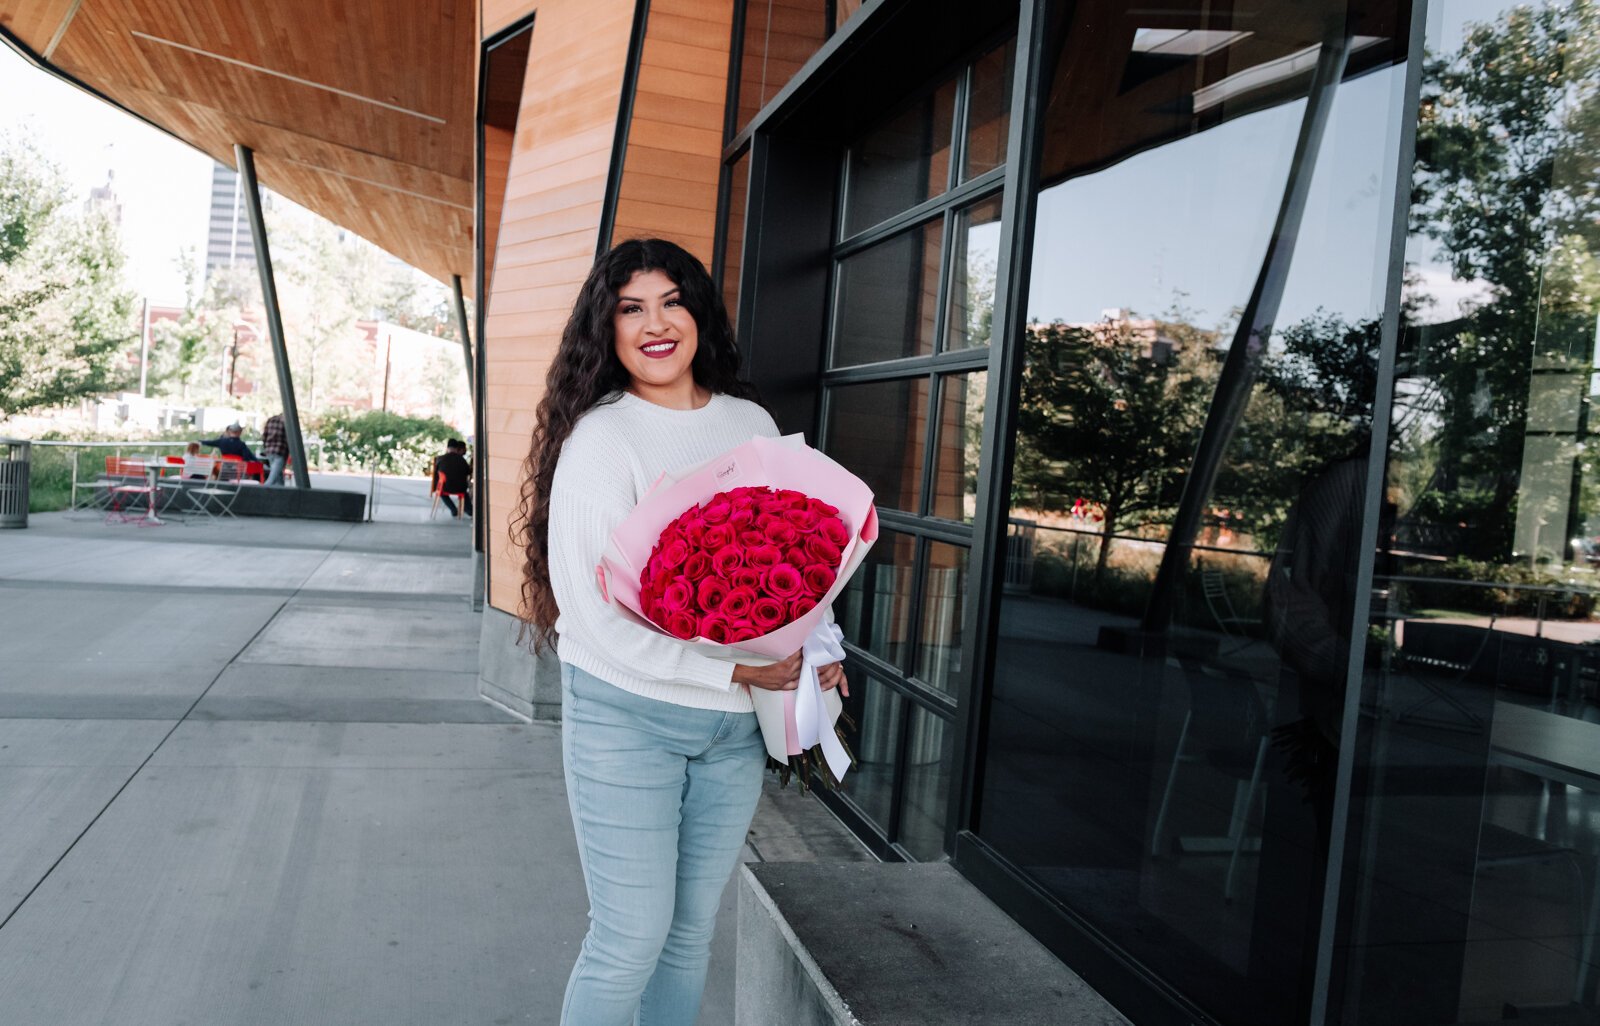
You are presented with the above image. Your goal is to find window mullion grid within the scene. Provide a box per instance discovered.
[834,169,1004,259]
[948,62,971,196]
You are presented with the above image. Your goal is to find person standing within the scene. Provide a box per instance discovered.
[516,239,846,1026]
[261,413,289,486]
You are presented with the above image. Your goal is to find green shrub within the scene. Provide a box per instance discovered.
[314,410,458,477]
[1398,557,1597,620]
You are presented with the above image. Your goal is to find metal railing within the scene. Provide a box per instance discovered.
[28,438,325,510]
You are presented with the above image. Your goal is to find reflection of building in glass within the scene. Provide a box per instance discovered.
[8,0,1598,1022]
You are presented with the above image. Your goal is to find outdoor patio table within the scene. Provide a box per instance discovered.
[133,460,177,525]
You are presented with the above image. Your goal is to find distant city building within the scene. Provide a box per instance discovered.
[84,169,121,225]
[204,161,257,282]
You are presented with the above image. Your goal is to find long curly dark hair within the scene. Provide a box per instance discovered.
[513,238,760,651]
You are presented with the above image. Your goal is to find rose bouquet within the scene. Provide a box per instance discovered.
[597,434,877,787]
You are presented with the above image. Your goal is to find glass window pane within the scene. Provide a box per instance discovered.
[915,542,969,697]
[1340,2,1600,1022]
[840,673,901,831]
[962,39,1014,181]
[973,1,1411,1021]
[836,529,916,670]
[844,79,957,237]
[944,195,1002,351]
[823,377,929,513]
[898,705,954,860]
[931,371,985,522]
[833,221,943,366]
[736,0,829,133]
[721,152,751,321]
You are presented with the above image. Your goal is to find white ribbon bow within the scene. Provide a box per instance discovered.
[794,620,851,782]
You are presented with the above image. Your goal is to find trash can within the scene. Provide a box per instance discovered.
[0,439,31,528]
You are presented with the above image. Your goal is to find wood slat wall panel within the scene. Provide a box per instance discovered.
[482,124,514,299]
[482,0,536,38]
[484,0,634,613]
[0,0,81,52]
[609,4,733,259]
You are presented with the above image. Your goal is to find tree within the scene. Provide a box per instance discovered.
[1013,314,1213,572]
[1403,1,1600,560]
[0,135,138,419]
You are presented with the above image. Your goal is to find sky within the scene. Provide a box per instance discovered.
[1,41,214,306]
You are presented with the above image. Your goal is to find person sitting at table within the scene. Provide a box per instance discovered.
[181,442,209,479]
[199,423,257,463]
[432,439,472,518]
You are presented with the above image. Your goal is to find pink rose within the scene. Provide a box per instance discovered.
[784,508,821,532]
[764,519,798,546]
[697,576,731,612]
[697,614,732,644]
[661,577,694,613]
[660,536,690,570]
[750,597,785,631]
[818,516,849,548]
[664,611,697,639]
[683,550,712,581]
[765,562,804,600]
[711,544,744,577]
[746,544,782,569]
[804,534,842,567]
[721,586,757,619]
[802,563,835,597]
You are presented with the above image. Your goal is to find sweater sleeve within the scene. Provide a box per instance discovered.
[548,422,738,692]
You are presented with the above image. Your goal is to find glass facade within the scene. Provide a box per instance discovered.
[719,0,1600,1021]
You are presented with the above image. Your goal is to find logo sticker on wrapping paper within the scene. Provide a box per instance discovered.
[713,457,741,483]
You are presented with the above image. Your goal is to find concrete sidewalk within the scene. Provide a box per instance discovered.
[0,483,869,1025]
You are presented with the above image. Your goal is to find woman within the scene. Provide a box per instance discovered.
[516,238,847,1025]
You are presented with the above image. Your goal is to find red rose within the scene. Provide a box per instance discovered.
[765,562,804,600]
[660,536,690,569]
[696,576,731,612]
[818,516,849,548]
[728,507,755,530]
[764,519,799,546]
[697,614,732,643]
[802,563,835,597]
[711,544,744,577]
[702,498,732,524]
[750,597,785,631]
[702,523,734,550]
[789,595,817,620]
[758,498,789,517]
[804,534,842,566]
[784,544,809,567]
[683,550,712,581]
[808,497,839,515]
[664,610,697,639]
[732,566,764,591]
[683,517,708,547]
[661,577,694,613]
[739,529,766,547]
[747,543,782,569]
[784,508,821,532]
[721,586,757,619]
[727,623,760,643]
[777,489,808,508]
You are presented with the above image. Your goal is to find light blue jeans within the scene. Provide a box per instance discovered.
[560,662,765,1026]
[264,453,286,486]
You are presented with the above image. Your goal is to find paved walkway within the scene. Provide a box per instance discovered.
[0,476,867,1025]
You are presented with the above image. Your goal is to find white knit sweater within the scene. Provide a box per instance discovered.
[549,390,780,711]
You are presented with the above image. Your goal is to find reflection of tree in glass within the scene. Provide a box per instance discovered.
[1400,0,1599,561]
[1013,312,1213,573]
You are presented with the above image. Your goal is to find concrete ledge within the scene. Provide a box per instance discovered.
[169,482,366,521]
[736,862,1131,1026]
[477,604,561,721]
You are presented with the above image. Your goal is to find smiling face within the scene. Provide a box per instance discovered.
[612,268,701,402]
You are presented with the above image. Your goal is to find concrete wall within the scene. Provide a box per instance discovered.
[477,604,561,720]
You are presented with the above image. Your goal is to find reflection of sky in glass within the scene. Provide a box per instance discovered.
[1027,65,1406,332]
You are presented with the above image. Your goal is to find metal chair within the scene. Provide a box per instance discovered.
[102,456,157,523]
[185,458,246,519]
[1201,568,1261,655]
